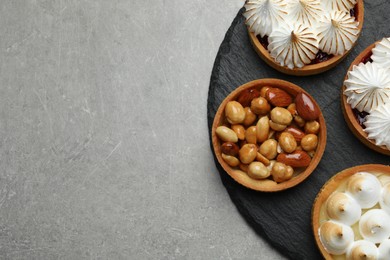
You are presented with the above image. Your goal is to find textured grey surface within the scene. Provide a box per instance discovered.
[0,0,285,259]
[208,2,390,260]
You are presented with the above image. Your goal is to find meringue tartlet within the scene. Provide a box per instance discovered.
[244,0,364,76]
[341,38,390,156]
[312,164,390,260]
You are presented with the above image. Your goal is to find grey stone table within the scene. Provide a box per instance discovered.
[0,1,284,259]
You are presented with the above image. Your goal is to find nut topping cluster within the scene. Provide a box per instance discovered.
[216,86,321,183]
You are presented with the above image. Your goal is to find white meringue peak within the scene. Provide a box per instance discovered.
[317,10,359,55]
[359,209,390,244]
[319,220,354,255]
[325,192,361,226]
[287,0,323,27]
[372,37,390,70]
[244,0,288,38]
[346,172,382,209]
[380,183,390,216]
[364,104,390,150]
[321,0,357,13]
[378,239,390,260]
[344,62,390,113]
[346,240,379,260]
[268,23,319,69]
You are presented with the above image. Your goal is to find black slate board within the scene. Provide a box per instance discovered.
[207,3,390,260]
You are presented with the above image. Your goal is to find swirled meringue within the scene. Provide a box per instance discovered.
[364,104,390,150]
[372,37,390,69]
[244,0,288,38]
[379,183,390,215]
[321,0,357,13]
[319,220,354,255]
[359,209,390,244]
[287,0,323,27]
[344,62,390,113]
[268,23,319,69]
[317,10,360,55]
[346,172,382,209]
[346,240,379,260]
[378,239,390,260]
[326,192,361,225]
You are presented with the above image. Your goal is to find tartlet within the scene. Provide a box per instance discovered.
[341,39,390,156]
[312,164,390,259]
[245,0,364,76]
[211,78,326,192]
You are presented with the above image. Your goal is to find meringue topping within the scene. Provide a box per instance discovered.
[359,209,390,244]
[326,192,361,225]
[287,0,323,27]
[317,10,360,55]
[346,240,379,260]
[268,23,319,69]
[372,37,390,69]
[346,172,382,209]
[379,183,390,215]
[244,0,288,38]
[364,104,390,150]
[319,220,355,255]
[344,62,390,113]
[321,0,357,13]
[378,239,390,260]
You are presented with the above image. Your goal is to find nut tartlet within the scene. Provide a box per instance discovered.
[211,79,326,192]
[312,164,390,259]
[341,38,390,156]
[244,0,364,76]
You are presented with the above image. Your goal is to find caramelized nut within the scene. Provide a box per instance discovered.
[266,87,293,107]
[294,115,306,127]
[270,107,293,125]
[278,132,297,153]
[271,162,292,183]
[256,116,270,143]
[301,134,318,152]
[245,126,257,144]
[239,144,257,164]
[287,103,297,115]
[237,88,261,107]
[221,142,239,156]
[269,120,287,131]
[248,162,270,179]
[256,152,270,166]
[222,153,240,167]
[276,150,311,168]
[243,107,257,126]
[225,101,245,124]
[283,126,305,142]
[216,126,238,142]
[295,92,320,121]
[251,97,271,115]
[305,120,320,134]
[231,125,245,140]
[259,139,278,160]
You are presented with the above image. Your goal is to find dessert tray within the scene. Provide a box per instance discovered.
[312,164,390,259]
[207,2,390,259]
